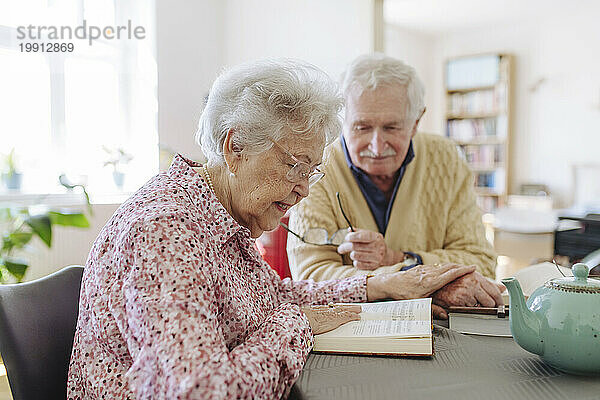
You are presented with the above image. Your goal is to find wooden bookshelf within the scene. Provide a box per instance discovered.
[445,54,512,213]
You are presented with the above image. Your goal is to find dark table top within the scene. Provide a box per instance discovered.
[289,324,600,400]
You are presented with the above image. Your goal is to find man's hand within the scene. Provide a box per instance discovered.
[337,228,405,270]
[366,263,476,301]
[432,271,505,318]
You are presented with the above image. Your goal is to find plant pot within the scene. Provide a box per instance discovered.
[2,172,22,190]
[112,171,125,189]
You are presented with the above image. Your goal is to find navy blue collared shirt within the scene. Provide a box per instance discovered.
[341,136,422,267]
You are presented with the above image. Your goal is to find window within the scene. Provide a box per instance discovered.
[0,0,157,199]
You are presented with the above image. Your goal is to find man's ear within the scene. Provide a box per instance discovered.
[222,128,243,174]
[410,107,426,138]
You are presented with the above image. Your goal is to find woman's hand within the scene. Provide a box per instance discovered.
[301,304,362,335]
[366,263,476,302]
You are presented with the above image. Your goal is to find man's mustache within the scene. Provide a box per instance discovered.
[359,148,397,158]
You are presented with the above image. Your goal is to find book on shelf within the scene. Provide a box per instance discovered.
[461,144,503,165]
[312,298,433,357]
[446,54,500,90]
[475,169,505,193]
[476,196,498,212]
[447,116,507,141]
[446,53,511,213]
[447,89,497,115]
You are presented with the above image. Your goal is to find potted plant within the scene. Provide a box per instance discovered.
[0,177,92,282]
[1,149,23,190]
[59,174,94,215]
[103,147,133,189]
[0,207,90,282]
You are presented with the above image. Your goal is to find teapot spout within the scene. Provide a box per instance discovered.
[501,277,542,355]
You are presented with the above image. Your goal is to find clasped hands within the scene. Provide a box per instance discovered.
[301,229,504,335]
[337,228,505,319]
[302,263,505,335]
[302,264,505,336]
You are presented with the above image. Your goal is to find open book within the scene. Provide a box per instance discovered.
[312,298,433,356]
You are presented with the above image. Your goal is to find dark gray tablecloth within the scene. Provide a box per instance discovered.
[289,325,600,400]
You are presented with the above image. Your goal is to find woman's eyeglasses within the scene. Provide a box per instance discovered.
[280,192,354,246]
[270,139,325,187]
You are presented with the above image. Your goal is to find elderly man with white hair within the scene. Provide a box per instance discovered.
[287,54,503,315]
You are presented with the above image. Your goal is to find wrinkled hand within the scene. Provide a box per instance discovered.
[367,263,476,302]
[301,304,362,335]
[337,228,404,270]
[432,271,505,318]
[431,304,449,320]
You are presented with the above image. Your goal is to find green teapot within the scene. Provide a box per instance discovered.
[502,263,600,375]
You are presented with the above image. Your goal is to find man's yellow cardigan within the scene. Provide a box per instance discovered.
[287,133,496,280]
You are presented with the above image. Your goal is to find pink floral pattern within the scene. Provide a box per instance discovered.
[67,155,367,399]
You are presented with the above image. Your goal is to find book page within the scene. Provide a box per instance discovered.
[358,298,431,322]
[320,298,431,338]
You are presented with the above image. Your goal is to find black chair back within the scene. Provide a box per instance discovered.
[0,265,84,400]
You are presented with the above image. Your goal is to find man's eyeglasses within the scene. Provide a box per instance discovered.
[280,192,354,246]
[270,139,325,187]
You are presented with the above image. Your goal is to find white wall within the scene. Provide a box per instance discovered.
[157,0,376,163]
[386,10,600,207]
[384,25,437,133]
[223,0,374,79]
[156,0,225,162]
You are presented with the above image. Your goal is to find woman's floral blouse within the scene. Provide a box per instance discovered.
[67,155,367,399]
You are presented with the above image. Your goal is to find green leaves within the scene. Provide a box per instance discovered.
[2,259,28,282]
[5,232,34,248]
[58,175,93,216]
[20,212,90,248]
[0,207,11,222]
[0,207,91,282]
[48,211,90,228]
[25,214,52,247]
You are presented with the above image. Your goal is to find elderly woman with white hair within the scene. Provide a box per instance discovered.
[67,59,475,399]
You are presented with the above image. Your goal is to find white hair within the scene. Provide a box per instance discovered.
[196,59,343,165]
[340,53,425,122]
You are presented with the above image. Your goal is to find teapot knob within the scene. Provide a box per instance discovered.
[572,263,590,280]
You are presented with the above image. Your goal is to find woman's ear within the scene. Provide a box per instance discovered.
[223,128,243,175]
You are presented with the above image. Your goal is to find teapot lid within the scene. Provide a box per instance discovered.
[545,263,600,294]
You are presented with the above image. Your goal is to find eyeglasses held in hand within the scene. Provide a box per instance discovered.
[280,192,354,246]
[270,139,325,187]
